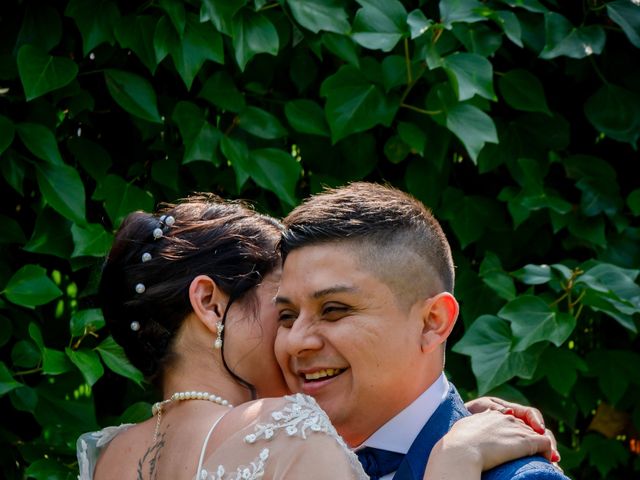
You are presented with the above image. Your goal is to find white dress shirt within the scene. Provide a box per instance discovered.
[356,373,449,480]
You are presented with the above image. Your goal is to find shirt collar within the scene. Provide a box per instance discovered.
[358,373,449,454]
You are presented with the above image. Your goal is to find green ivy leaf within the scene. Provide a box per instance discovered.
[70,309,105,337]
[284,100,330,136]
[18,45,78,101]
[587,349,640,404]
[172,101,221,165]
[452,23,503,57]
[628,189,640,216]
[407,9,433,39]
[248,148,301,206]
[581,434,631,478]
[498,295,576,351]
[104,69,162,124]
[96,336,143,386]
[114,15,158,74]
[13,341,41,368]
[25,459,74,480]
[320,65,399,143]
[171,14,224,89]
[442,52,496,101]
[512,264,552,285]
[584,84,640,147]
[383,135,410,164]
[15,4,62,53]
[498,0,547,13]
[238,106,287,139]
[154,15,179,63]
[92,175,155,228]
[0,362,21,397]
[397,122,426,156]
[440,192,498,248]
[351,0,408,52]
[36,163,86,225]
[322,33,361,67]
[440,0,489,29]
[2,265,62,307]
[498,69,550,115]
[231,10,279,71]
[199,71,246,113]
[0,115,15,156]
[201,0,245,36]
[16,123,63,165]
[287,0,351,34]
[71,222,113,257]
[537,347,587,396]
[381,55,408,92]
[540,12,606,60]
[159,0,186,37]
[220,136,251,190]
[445,103,498,163]
[452,314,541,394]
[23,207,73,259]
[66,348,104,386]
[479,252,516,301]
[607,0,640,48]
[43,347,73,375]
[67,137,112,181]
[491,10,522,47]
[65,0,120,55]
[113,402,150,424]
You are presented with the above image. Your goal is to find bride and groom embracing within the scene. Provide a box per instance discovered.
[78,183,567,479]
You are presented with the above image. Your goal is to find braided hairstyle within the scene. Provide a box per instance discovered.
[98,193,282,389]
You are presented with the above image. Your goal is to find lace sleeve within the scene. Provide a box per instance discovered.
[76,424,134,480]
[197,394,368,480]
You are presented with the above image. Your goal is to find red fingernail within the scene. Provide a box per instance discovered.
[551,452,560,463]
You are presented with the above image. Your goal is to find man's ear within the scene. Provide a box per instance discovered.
[420,292,459,353]
[188,275,228,334]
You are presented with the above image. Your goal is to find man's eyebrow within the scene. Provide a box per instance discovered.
[275,285,358,305]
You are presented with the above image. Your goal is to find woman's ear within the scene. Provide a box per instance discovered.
[188,275,228,334]
[420,292,459,353]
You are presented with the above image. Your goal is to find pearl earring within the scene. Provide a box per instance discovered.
[214,321,223,349]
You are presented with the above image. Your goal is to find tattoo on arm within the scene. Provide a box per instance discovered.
[137,428,167,480]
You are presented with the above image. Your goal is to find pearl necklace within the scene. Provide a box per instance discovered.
[152,391,233,442]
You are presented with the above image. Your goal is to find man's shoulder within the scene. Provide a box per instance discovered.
[483,456,568,480]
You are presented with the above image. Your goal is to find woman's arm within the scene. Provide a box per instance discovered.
[423,410,553,480]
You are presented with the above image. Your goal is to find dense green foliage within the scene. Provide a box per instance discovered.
[1,0,639,478]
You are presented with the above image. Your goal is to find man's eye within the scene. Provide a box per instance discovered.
[322,305,349,318]
[278,311,297,327]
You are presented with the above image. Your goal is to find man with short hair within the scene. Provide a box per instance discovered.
[274,182,566,479]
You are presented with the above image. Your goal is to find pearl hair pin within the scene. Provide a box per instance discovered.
[130,321,140,331]
[135,283,146,294]
[142,252,152,262]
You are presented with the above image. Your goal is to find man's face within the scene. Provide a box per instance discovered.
[274,243,431,446]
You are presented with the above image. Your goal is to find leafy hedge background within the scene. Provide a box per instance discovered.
[1,0,639,478]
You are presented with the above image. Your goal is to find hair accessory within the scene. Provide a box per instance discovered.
[130,321,140,331]
[153,227,163,239]
[159,215,167,223]
[135,283,146,294]
[214,321,224,349]
[142,252,152,262]
[164,215,175,227]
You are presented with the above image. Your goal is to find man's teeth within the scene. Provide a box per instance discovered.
[304,368,343,380]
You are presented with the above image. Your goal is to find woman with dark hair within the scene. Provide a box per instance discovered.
[77,194,556,480]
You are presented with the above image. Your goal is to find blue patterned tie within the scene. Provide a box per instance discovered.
[356,447,404,480]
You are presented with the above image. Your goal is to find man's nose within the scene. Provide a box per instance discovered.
[287,315,324,357]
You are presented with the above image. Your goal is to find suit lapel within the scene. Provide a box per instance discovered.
[392,384,469,480]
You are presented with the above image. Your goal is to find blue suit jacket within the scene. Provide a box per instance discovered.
[392,385,568,480]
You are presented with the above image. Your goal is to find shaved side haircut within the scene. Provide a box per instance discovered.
[280,182,455,307]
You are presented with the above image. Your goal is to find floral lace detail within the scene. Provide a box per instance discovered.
[244,394,348,450]
[200,448,269,480]
[77,438,89,480]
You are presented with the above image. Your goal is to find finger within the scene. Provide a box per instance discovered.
[501,401,545,434]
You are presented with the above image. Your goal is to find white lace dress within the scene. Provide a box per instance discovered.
[77,393,367,480]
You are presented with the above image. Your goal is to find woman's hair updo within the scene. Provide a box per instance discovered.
[98,193,282,385]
